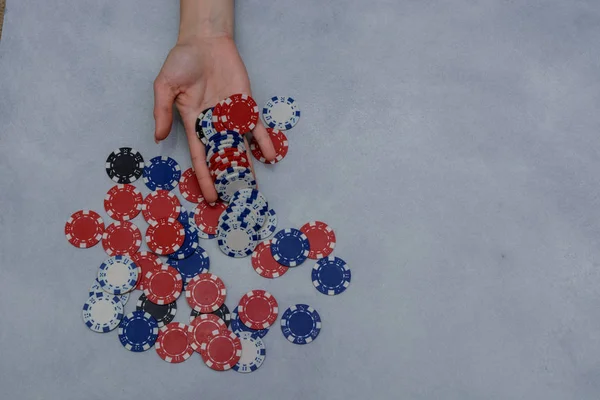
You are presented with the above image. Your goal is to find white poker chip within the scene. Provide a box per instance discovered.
[217,220,258,258]
[214,167,257,202]
[97,255,139,295]
[261,96,301,131]
[232,332,266,373]
[82,292,124,333]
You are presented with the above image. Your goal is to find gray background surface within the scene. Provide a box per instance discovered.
[1,1,600,399]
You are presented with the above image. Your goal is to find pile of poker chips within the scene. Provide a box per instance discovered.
[67,94,351,372]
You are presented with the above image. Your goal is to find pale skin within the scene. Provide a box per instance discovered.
[153,0,276,203]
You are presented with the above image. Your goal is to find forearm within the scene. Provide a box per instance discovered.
[178,0,234,43]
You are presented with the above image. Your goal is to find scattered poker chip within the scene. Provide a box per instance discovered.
[231,306,269,338]
[186,273,226,313]
[155,322,194,363]
[190,303,231,327]
[262,96,301,131]
[187,211,216,240]
[187,314,228,352]
[217,220,259,258]
[82,292,124,333]
[170,247,210,284]
[136,293,177,328]
[231,189,268,212]
[257,208,278,240]
[142,190,181,223]
[232,332,266,373]
[193,200,228,235]
[299,221,336,259]
[250,128,289,164]
[312,256,351,296]
[130,252,162,291]
[97,255,139,295]
[118,310,159,352]
[65,210,104,249]
[270,228,310,267]
[280,304,321,344]
[200,330,242,371]
[105,147,145,184]
[167,223,199,260]
[102,221,142,256]
[238,290,279,330]
[219,94,259,133]
[215,167,257,202]
[104,184,142,221]
[143,156,181,191]
[88,279,130,306]
[179,168,204,203]
[251,240,288,279]
[143,265,183,305]
[145,218,185,255]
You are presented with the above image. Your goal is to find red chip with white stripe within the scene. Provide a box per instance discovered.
[186,273,227,313]
[144,265,182,305]
[179,168,204,203]
[187,314,228,353]
[193,200,228,235]
[65,210,105,248]
[131,251,163,290]
[200,330,242,371]
[300,221,336,259]
[104,184,142,221]
[155,322,194,363]
[238,290,278,330]
[251,240,288,279]
[220,94,259,133]
[145,218,185,255]
[102,221,142,256]
[250,128,288,164]
[142,190,181,223]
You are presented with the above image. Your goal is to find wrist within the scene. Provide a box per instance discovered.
[178,0,234,44]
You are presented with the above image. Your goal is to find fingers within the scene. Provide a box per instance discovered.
[182,115,219,203]
[153,77,178,143]
[251,120,276,162]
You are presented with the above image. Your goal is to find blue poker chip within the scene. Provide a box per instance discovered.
[217,220,259,258]
[143,156,181,191]
[168,223,199,260]
[118,310,159,352]
[312,256,351,296]
[214,167,257,202]
[270,228,310,267]
[177,205,191,228]
[82,292,124,333]
[97,255,138,295]
[257,208,277,240]
[232,332,266,373]
[262,96,301,131]
[280,304,321,344]
[231,306,269,338]
[169,246,210,285]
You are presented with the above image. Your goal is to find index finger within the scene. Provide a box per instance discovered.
[250,120,276,162]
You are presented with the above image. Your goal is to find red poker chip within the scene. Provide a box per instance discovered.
[211,100,227,133]
[102,221,142,256]
[208,148,246,167]
[220,94,259,133]
[300,221,336,259]
[142,190,181,223]
[131,251,163,290]
[238,290,278,330]
[104,184,142,221]
[209,156,251,178]
[193,200,228,235]
[179,168,204,203]
[64,210,104,248]
[145,218,185,255]
[186,273,227,313]
[200,330,242,371]
[144,265,183,305]
[250,128,288,164]
[187,314,228,353]
[155,322,194,363]
[251,240,288,279]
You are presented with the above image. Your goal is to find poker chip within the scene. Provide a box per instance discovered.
[170,247,210,284]
[187,212,216,240]
[231,189,268,212]
[229,196,267,221]
[211,100,227,133]
[155,322,194,363]
[270,228,310,267]
[136,293,177,328]
[65,210,104,248]
[201,108,219,142]
[250,128,288,164]
[214,167,257,202]
[280,304,321,344]
[251,240,288,279]
[142,190,181,223]
[187,314,228,352]
[102,221,142,256]
[238,290,278,330]
[105,147,145,183]
[143,265,183,305]
[219,94,259,133]
[193,200,228,235]
[118,310,159,352]
[261,96,301,131]
[195,108,212,145]
[82,292,124,333]
[300,221,336,259]
[200,330,242,371]
[143,156,181,191]
[145,218,185,255]
[312,256,351,296]
[97,255,139,295]
[230,306,269,338]
[104,184,142,221]
[179,168,204,203]
[217,220,259,258]
[232,332,266,373]
[190,303,231,327]
[221,205,262,231]
[186,273,226,313]
[130,252,162,291]
[88,279,130,306]
[257,208,278,240]
[167,223,199,260]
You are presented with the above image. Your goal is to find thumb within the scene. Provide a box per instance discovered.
[153,76,177,143]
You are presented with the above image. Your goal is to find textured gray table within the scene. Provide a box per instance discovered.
[2,1,600,399]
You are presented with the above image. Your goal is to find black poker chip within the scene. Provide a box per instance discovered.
[195,108,212,145]
[190,303,231,327]
[136,293,177,327]
[105,147,145,183]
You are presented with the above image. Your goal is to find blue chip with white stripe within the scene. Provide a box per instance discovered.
[97,255,138,295]
[170,246,210,285]
[280,304,321,345]
[232,332,266,373]
[118,310,159,352]
[143,156,181,191]
[270,228,310,267]
[312,256,351,296]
